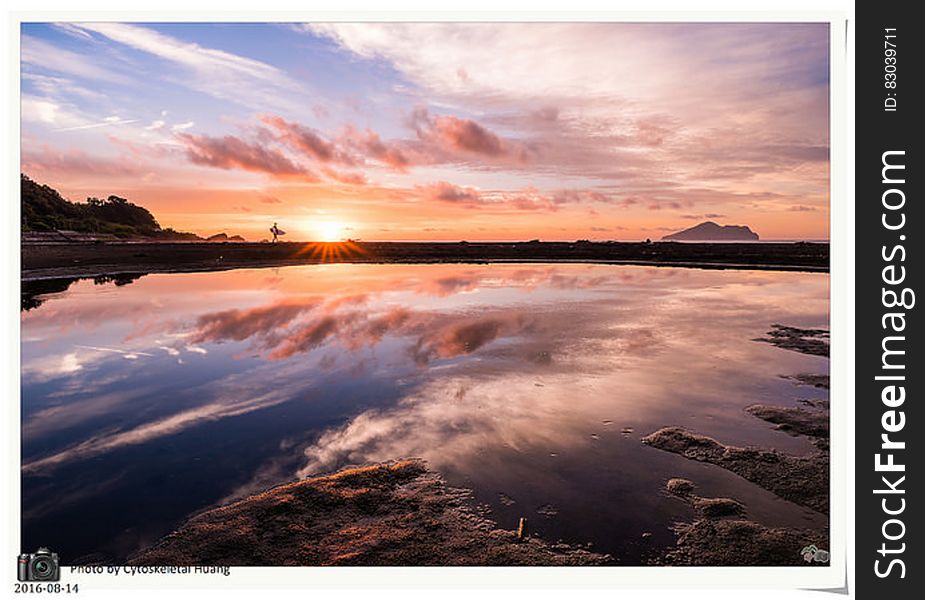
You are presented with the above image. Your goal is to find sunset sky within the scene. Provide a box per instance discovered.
[21,22,830,242]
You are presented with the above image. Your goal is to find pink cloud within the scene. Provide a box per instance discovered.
[22,145,148,179]
[418,181,481,204]
[410,109,527,163]
[190,301,318,345]
[409,313,533,365]
[176,133,318,182]
[428,115,503,155]
[341,125,411,172]
[417,182,619,212]
[320,166,368,186]
[260,114,355,166]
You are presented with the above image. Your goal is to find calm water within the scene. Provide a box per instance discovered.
[21,263,829,564]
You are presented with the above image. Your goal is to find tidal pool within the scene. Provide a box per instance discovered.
[21,263,829,564]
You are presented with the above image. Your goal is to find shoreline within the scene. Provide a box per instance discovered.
[21,240,829,281]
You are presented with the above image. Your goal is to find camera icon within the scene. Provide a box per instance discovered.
[17,548,59,582]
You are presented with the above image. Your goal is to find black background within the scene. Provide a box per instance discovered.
[856,8,921,596]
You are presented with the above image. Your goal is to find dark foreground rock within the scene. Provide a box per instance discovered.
[754,324,829,357]
[641,427,828,513]
[746,404,829,450]
[783,373,830,389]
[128,460,609,566]
[657,478,825,566]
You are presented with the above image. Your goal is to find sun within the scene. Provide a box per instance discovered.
[316,221,344,242]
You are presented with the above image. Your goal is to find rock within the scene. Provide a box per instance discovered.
[746,404,829,440]
[498,493,516,506]
[754,324,829,357]
[666,517,826,566]
[642,427,828,513]
[206,233,246,243]
[128,460,609,566]
[783,373,830,389]
[693,497,746,519]
[665,478,696,497]
[659,479,825,566]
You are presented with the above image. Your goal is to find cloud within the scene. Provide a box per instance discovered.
[21,35,131,84]
[68,23,305,112]
[320,167,368,186]
[21,72,107,103]
[416,182,616,212]
[176,132,318,181]
[260,114,352,165]
[22,384,295,474]
[409,314,533,365]
[418,181,481,205]
[181,288,542,365]
[681,213,727,220]
[340,125,411,171]
[409,108,527,163]
[189,301,318,345]
[22,145,147,179]
[21,94,131,134]
[416,112,503,156]
[54,116,137,132]
[304,22,829,223]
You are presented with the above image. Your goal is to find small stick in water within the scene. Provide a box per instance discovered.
[517,517,527,541]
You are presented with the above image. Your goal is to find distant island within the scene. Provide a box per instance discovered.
[21,174,244,242]
[662,221,759,241]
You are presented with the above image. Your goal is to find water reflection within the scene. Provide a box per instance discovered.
[21,273,146,311]
[21,263,829,563]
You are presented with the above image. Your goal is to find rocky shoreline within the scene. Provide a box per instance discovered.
[21,240,829,281]
[128,460,609,566]
[641,325,830,565]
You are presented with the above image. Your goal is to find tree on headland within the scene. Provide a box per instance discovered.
[21,174,201,240]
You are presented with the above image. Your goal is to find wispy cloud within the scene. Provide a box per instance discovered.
[54,116,137,132]
[69,23,307,112]
[21,35,131,84]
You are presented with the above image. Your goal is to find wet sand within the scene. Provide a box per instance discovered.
[22,240,828,281]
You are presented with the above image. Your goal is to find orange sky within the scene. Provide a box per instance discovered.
[22,23,830,241]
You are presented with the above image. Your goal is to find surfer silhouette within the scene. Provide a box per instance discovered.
[270,222,285,243]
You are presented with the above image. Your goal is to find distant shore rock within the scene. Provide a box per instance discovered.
[206,233,246,242]
[662,221,759,241]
